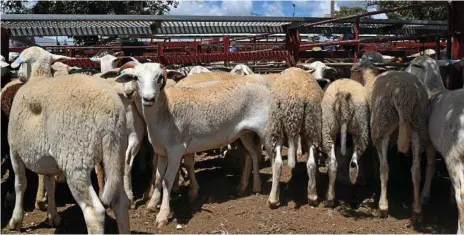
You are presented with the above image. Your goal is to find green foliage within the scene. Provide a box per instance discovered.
[372,1,447,21]
[334,6,369,18]
[1,0,179,45]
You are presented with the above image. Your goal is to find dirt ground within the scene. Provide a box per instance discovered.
[1,145,458,234]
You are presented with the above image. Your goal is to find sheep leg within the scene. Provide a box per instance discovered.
[237,153,252,195]
[35,174,47,211]
[240,133,263,193]
[307,141,318,206]
[171,168,182,194]
[411,131,422,224]
[183,154,199,202]
[287,135,297,169]
[124,138,141,208]
[378,135,390,218]
[8,151,27,231]
[268,138,283,208]
[95,163,105,198]
[44,176,61,227]
[147,154,164,212]
[421,142,436,205]
[155,149,183,228]
[325,144,337,207]
[296,135,303,158]
[110,182,130,234]
[143,153,158,202]
[66,173,105,234]
[447,159,464,234]
[349,146,359,185]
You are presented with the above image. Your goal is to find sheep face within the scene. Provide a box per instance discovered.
[299,61,338,81]
[10,46,73,82]
[187,66,211,76]
[230,64,253,75]
[114,63,183,107]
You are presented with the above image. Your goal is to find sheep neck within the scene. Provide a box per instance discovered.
[361,68,377,88]
[32,63,54,78]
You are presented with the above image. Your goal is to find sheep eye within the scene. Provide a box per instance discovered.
[157,75,164,84]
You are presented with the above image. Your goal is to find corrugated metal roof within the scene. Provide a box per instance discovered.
[0,14,448,37]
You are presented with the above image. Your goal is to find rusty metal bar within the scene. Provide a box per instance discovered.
[299,34,443,51]
[354,17,360,62]
[322,62,409,67]
[295,2,445,29]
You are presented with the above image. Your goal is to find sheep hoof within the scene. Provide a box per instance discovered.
[308,198,319,207]
[267,200,280,209]
[35,201,47,211]
[324,199,335,208]
[420,195,430,205]
[378,209,388,218]
[8,217,22,231]
[155,218,168,228]
[411,211,422,224]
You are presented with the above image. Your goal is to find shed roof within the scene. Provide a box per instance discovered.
[0,14,448,37]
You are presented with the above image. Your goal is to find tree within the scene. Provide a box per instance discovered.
[369,1,447,21]
[1,1,179,45]
[333,6,370,18]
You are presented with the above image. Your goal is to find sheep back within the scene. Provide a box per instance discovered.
[8,74,127,174]
[321,79,369,154]
[370,71,428,152]
[176,72,242,87]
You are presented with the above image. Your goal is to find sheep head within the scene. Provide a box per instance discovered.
[230,64,254,75]
[104,62,184,106]
[10,46,73,82]
[406,56,460,90]
[0,55,9,77]
[187,66,211,76]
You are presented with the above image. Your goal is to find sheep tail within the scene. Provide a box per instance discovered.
[395,100,411,154]
[340,123,347,156]
[100,133,125,207]
[334,90,352,156]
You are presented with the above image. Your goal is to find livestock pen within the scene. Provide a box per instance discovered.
[1,1,464,233]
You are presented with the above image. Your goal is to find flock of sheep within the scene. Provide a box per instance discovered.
[1,46,464,234]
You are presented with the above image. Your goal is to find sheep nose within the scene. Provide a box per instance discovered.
[350,162,357,168]
[143,96,155,103]
[125,90,135,98]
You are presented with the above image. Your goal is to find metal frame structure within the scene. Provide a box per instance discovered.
[1,2,463,68]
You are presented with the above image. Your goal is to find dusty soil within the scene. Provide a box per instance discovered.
[1,145,457,234]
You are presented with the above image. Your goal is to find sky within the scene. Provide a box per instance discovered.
[168,0,387,19]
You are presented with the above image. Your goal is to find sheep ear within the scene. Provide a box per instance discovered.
[115,68,137,83]
[0,61,9,68]
[100,68,120,79]
[10,56,26,69]
[166,70,185,81]
[51,54,74,63]
[90,57,101,62]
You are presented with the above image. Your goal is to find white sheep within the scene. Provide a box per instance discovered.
[267,67,324,208]
[230,63,254,75]
[406,56,464,233]
[109,61,272,227]
[320,78,370,207]
[102,61,194,210]
[7,46,130,233]
[1,55,9,77]
[352,58,430,224]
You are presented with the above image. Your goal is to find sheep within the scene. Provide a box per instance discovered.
[176,71,242,87]
[1,55,9,77]
[7,47,130,233]
[0,48,81,212]
[230,63,254,75]
[406,56,464,233]
[101,61,190,208]
[267,67,324,208]
[351,58,429,224]
[108,61,272,227]
[320,78,369,207]
[299,61,339,88]
[187,65,211,76]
